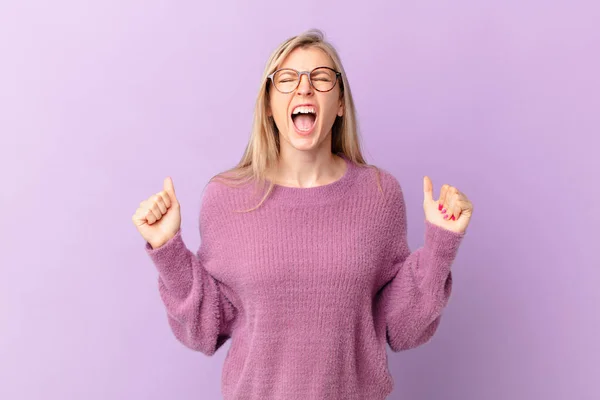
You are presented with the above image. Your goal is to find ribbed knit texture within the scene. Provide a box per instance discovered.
[145,154,466,400]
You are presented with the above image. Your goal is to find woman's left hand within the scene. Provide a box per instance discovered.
[423,176,473,234]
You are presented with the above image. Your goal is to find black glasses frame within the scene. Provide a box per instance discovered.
[267,66,342,93]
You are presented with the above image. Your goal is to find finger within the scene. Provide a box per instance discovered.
[423,176,434,203]
[456,191,469,204]
[153,193,168,214]
[438,184,450,211]
[461,199,473,215]
[149,203,162,222]
[164,177,178,205]
[445,191,456,220]
[135,201,154,223]
[145,208,158,224]
[132,208,149,226]
[452,200,462,221]
[444,187,458,218]
[158,190,171,208]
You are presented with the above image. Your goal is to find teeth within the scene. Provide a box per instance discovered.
[292,106,316,115]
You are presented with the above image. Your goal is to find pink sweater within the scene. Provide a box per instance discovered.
[145,154,466,399]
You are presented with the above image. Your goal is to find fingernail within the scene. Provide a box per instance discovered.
[451,215,455,220]
[444,214,449,220]
[438,203,443,211]
[441,208,446,214]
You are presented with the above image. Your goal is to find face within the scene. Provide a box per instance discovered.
[267,46,344,154]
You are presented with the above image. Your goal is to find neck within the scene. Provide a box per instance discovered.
[269,149,345,189]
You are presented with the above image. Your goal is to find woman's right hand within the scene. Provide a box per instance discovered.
[132,177,181,249]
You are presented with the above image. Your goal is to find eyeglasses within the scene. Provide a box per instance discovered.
[267,66,342,93]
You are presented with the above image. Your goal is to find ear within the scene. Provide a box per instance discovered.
[266,104,272,117]
[337,98,344,117]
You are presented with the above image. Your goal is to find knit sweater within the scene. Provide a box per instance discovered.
[144,154,466,400]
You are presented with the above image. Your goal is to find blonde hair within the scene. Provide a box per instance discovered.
[209,28,383,212]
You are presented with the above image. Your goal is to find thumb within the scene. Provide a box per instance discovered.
[423,175,434,203]
[163,176,178,204]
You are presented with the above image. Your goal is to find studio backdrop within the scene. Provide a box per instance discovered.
[1,1,598,399]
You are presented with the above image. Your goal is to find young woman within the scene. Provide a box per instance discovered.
[132,29,474,400]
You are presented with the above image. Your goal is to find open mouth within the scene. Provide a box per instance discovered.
[291,106,317,133]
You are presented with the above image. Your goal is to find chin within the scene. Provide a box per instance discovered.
[287,128,328,150]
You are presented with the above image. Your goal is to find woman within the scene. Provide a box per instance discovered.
[132,29,474,400]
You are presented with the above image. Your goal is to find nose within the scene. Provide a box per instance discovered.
[296,72,313,95]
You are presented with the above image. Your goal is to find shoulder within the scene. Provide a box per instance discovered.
[201,174,253,202]
[377,167,403,194]
[199,179,240,215]
[368,167,409,244]
[197,179,232,224]
[352,164,408,248]
[200,179,227,206]
[197,179,242,239]
[356,163,405,206]
[378,169,407,223]
[198,177,259,220]
[347,162,407,227]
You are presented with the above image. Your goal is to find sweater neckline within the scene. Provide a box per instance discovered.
[267,152,357,206]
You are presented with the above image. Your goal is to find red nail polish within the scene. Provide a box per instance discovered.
[442,208,446,214]
[444,214,449,220]
[451,215,455,220]
[438,203,443,211]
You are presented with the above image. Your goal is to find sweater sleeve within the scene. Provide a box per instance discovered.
[144,183,237,356]
[377,174,466,352]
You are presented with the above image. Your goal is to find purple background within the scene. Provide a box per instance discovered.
[1,1,598,399]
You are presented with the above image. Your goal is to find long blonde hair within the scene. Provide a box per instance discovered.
[209,28,382,212]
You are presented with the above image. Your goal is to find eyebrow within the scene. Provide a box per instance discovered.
[278,66,335,71]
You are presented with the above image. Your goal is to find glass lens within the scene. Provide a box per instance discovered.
[273,69,299,93]
[310,67,336,92]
